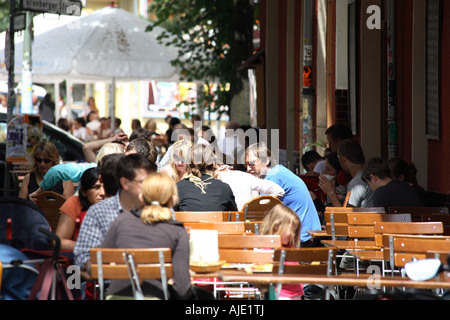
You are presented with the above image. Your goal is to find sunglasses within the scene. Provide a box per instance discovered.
[173,155,185,163]
[35,157,52,164]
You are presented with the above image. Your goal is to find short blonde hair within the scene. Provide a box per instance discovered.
[260,204,301,248]
[140,172,178,224]
[95,142,125,164]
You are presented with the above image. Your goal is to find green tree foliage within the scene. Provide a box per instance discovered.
[0,0,12,33]
[147,0,255,120]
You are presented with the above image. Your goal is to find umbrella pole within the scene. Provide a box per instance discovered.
[109,77,116,135]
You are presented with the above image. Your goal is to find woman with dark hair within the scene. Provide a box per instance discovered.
[318,152,347,207]
[174,144,238,211]
[19,141,74,201]
[56,167,105,250]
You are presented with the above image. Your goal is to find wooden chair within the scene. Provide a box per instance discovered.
[242,195,283,221]
[374,221,444,276]
[272,247,337,300]
[388,206,449,222]
[89,248,172,300]
[381,234,450,275]
[322,212,410,275]
[223,211,245,222]
[218,234,282,264]
[174,211,224,222]
[244,221,263,235]
[34,191,66,232]
[324,211,408,240]
[193,234,282,299]
[325,207,386,213]
[422,214,450,235]
[183,221,246,234]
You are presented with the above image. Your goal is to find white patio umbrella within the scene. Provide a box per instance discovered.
[0,6,179,83]
[0,6,181,124]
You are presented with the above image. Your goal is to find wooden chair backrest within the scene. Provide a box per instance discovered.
[174,211,224,222]
[374,221,444,247]
[324,212,411,239]
[89,248,173,280]
[183,221,246,234]
[388,206,449,222]
[381,234,450,268]
[223,211,245,222]
[422,214,450,235]
[325,207,386,214]
[34,191,66,232]
[273,248,337,275]
[242,195,283,221]
[218,234,281,264]
[244,221,263,235]
[346,213,411,238]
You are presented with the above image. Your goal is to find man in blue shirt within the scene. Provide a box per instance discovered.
[244,142,322,247]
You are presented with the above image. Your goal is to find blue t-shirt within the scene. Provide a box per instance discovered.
[265,165,321,242]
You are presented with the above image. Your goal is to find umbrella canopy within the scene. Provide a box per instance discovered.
[0,6,179,83]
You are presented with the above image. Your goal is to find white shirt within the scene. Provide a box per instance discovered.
[216,169,285,211]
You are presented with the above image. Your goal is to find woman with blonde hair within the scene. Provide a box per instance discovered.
[160,139,192,182]
[100,172,193,300]
[175,144,237,211]
[19,141,74,201]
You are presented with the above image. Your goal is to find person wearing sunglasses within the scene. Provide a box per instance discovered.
[160,139,193,182]
[19,141,75,202]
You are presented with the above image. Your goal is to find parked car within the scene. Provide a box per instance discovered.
[0,112,85,196]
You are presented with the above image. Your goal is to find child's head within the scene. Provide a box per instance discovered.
[261,204,301,248]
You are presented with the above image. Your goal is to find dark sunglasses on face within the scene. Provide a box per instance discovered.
[173,155,185,163]
[35,157,52,164]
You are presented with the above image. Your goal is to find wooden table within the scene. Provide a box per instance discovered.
[218,270,450,290]
[321,239,379,250]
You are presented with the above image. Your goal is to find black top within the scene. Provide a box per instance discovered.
[175,174,238,212]
[373,179,426,212]
[28,172,64,196]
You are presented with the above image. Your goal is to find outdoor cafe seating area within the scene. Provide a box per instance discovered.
[1,190,450,301]
[84,202,450,300]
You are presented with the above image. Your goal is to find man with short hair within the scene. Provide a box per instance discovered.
[361,157,425,212]
[319,139,373,207]
[74,154,157,271]
[319,139,374,207]
[245,142,321,247]
[325,123,354,152]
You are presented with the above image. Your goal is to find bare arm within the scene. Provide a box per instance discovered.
[63,180,75,199]
[318,174,342,207]
[82,133,128,163]
[55,213,77,251]
[18,173,30,200]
